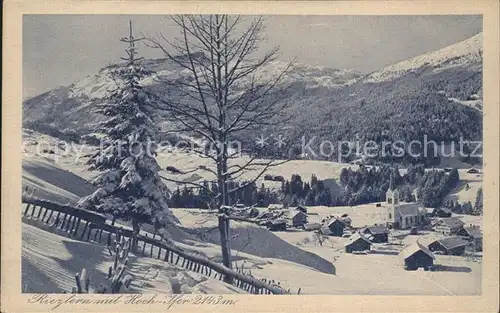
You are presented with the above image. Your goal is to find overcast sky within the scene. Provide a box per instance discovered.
[23,14,482,99]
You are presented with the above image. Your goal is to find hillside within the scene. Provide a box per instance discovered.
[23,33,482,165]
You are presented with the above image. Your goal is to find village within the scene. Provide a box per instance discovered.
[221,175,483,272]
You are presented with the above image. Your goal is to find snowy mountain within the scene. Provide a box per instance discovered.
[23,57,361,135]
[23,33,482,165]
[364,32,483,84]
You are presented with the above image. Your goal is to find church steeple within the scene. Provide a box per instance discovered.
[386,172,399,205]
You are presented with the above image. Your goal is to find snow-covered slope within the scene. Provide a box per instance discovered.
[364,33,482,83]
[23,57,361,135]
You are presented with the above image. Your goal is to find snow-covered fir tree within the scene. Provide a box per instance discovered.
[78,21,178,234]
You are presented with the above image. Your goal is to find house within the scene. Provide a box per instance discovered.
[287,209,307,228]
[432,207,452,218]
[457,225,483,251]
[345,233,372,253]
[433,217,465,235]
[428,236,469,255]
[399,243,435,270]
[295,205,308,214]
[362,225,389,243]
[466,168,480,174]
[323,218,346,236]
[266,219,287,231]
[383,176,426,229]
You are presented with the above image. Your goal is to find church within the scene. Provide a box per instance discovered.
[383,177,425,229]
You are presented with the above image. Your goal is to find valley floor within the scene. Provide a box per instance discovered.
[20,130,482,295]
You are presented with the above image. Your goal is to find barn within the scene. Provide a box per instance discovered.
[399,243,435,270]
[266,219,287,231]
[287,209,308,228]
[457,225,483,251]
[433,217,465,235]
[345,233,372,253]
[324,218,346,237]
[362,225,389,243]
[428,236,469,255]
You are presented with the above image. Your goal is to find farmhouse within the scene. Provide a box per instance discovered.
[428,236,469,255]
[266,219,287,231]
[322,218,346,237]
[433,217,465,235]
[457,225,483,251]
[399,243,435,270]
[383,178,425,229]
[287,209,307,228]
[362,225,389,243]
[345,233,372,253]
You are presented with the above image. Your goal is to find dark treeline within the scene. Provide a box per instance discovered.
[168,180,280,209]
[168,164,484,216]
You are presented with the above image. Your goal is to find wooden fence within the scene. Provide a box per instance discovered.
[21,195,291,295]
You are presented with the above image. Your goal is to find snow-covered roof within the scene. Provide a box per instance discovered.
[436,217,465,229]
[435,236,469,249]
[344,232,371,247]
[364,225,389,235]
[461,226,482,238]
[399,242,436,261]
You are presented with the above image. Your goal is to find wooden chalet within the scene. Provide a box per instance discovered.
[287,209,308,228]
[345,233,372,253]
[433,217,465,235]
[323,218,346,237]
[457,225,483,251]
[428,236,469,256]
[362,225,389,243]
[266,219,287,231]
[399,243,435,270]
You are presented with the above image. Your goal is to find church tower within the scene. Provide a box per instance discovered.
[386,173,399,225]
[386,173,399,205]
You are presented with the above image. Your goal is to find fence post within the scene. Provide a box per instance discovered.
[41,208,49,223]
[142,239,147,256]
[80,221,90,239]
[45,210,54,224]
[36,207,44,220]
[72,218,81,235]
[23,204,31,216]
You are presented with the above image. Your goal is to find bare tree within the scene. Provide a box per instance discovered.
[146,15,294,280]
